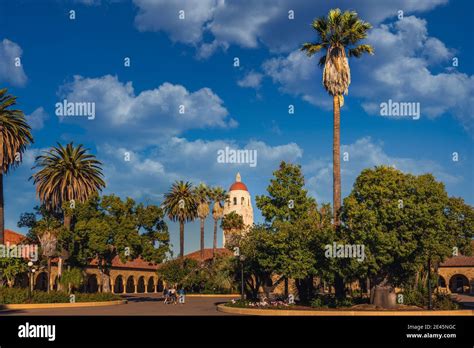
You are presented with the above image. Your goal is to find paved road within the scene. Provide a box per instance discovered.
[0,294,237,316]
[454,293,474,308]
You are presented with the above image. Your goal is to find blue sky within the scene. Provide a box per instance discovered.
[1,0,473,255]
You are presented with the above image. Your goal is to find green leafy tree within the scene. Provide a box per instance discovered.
[235,224,275,299]
[18,206,67,292]
[194,183,211,260]
[221,211,244,248]
[256,161,315,223]
[251,161,328,301]
[157,258,199,287]
[59,267,84,294]
[74,195,170,292]
[0,88,33,244]
[301,9,374,224]
[340,166,474,306]
[0,257,28,288]
[136,203,170,263]
[163,181,197,258]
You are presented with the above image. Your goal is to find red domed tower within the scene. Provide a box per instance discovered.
[222,172,254,246]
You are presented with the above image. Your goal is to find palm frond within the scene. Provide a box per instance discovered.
[348,44,375,57]
[31,142,105,210]
[0,89,33,173]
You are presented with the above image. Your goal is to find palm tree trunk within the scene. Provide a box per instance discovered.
[213,218,218,259]
[333,95,341,226]
[200,218,205,260]
[58,214,72,291]
[0,172,4,245]
[179,220,184,258]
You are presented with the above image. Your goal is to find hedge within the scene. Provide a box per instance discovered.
[0,288,121,304]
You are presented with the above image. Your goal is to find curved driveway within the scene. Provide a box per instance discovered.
[0,294,236,316]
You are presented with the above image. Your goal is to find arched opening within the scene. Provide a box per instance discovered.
[126,276,135,293]
[114,275,124,294]
[137,276,146,293]
[147,277,155,293]
[449,274,470,294]
[438,275,447,288]
[233,197,237,205]
[86,274,99,293]
[157,278,164,292]
[34,272,48,291]
[241,197,244,205]
[13,273,29,288]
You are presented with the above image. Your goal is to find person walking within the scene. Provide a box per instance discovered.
[163,287,169,304]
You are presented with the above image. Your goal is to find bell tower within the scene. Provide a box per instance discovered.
[222,172,254,246]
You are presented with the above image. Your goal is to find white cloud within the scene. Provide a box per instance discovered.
[262,50,331,109]
[132,0,447,56]
[26,107,48,130]
[134,0,219,44]
[58,75,236,144]
[98,136,303,201]
[259,15,473,134]
[0,39,27,87]
[304,137,461,204]
[237,71,264,89]
[353,16,474,132]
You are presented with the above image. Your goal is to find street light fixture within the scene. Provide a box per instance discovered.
[239,254,246,302]
[28,263,36,301]
[233,247,246,301]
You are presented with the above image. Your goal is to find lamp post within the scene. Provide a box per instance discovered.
[28,262,36,302]
[27,261,33,301]
[233,247,245,302]
[240,255,246,301]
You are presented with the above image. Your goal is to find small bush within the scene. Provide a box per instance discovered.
[433,293,459,310]
[402,288,459,309]
[310,294,359,308]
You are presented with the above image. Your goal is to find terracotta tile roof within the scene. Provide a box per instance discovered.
[3,229,28,244]
[89,256,159,270]
[440,256,474,267]
[4,229,158,270]
[184,248,232,261]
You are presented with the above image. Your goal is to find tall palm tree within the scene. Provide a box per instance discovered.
[0,89,33,244]
[163,181,197,258]
[210,187,228,259]
[31,143,105,289]
[194,183,210,260]
[301,9,373,225]
[32,142,106,229]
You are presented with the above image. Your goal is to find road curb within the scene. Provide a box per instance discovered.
[186,294,240,298]
[217,304,474,316]
[0,299,127,311]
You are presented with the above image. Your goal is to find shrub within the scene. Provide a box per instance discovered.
[310,294,359,308]
[0,288,121,304]
[158,256,237,294]
[402,287,459,309]
[59,268,84,293]
[433,293,459,310]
